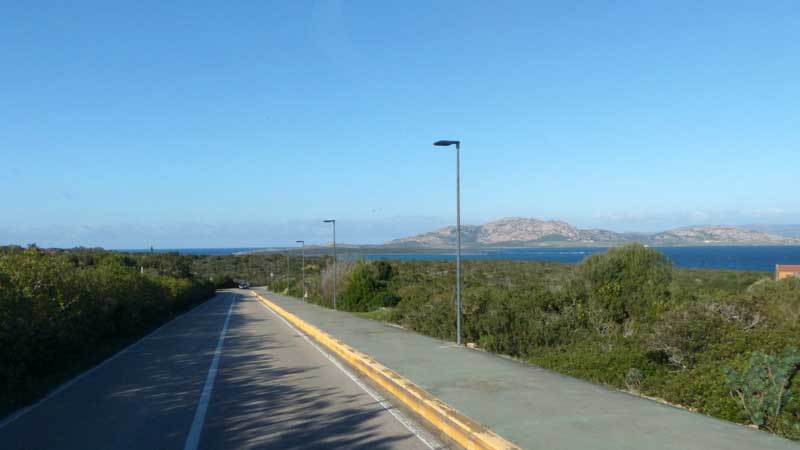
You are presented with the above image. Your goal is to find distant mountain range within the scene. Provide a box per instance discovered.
[743,224,800,239]
[385,217,800,248]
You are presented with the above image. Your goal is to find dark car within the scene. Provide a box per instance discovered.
[238,282,250,289]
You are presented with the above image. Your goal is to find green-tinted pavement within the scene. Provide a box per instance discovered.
[255,288,800,450]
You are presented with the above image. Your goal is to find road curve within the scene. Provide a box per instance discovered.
[0,291,434,450]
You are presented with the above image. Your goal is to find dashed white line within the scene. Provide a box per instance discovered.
[257,297,443,450]
[183,294,236,450]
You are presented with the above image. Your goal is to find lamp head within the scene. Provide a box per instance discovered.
[433,140,459,147]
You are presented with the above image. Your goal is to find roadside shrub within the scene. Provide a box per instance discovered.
[724,348,800,431]
[319,258,356,307]
[138,252,192,278]
[193,249,800,440]
[393,282,456,341]
[0,247,215,413]
[749,277,800,325]
[625,368,644,393]
[339,261,399,312]
[657,360,742,420]
[646,302,727,370]
[576,243,673,323]
[527,337,666,388]
[211,274,237,289]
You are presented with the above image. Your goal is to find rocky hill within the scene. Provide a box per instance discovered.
[386,217,630,247]
[386,217,799,248]
[650,226,799,245]
[744,224,800,239]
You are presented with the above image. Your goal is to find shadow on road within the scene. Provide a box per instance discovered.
[197,295,418,449]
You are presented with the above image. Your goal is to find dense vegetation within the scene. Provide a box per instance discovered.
[203,245,800,440]
[8,243,794,437]
[0,246,215,415]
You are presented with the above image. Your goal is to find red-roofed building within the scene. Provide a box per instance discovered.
[775,265,800,280]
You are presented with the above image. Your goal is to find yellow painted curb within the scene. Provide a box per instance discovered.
[254,292,522,450]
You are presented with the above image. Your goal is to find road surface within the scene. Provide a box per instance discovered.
[0,291,436,450]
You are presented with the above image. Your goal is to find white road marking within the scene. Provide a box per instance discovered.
[183,294,236,450]
[257,296,442,450]
[0,294,222,431]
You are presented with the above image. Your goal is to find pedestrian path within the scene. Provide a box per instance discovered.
[255,288,800,450]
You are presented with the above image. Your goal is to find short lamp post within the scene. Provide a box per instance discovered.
[434,139,462,346]
[323,219,337,310]
[296,240,305,298]
[286,253,290,280]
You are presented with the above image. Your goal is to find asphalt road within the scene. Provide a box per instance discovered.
[0,291,435,450]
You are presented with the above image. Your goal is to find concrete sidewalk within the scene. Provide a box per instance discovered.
[255,288,800,450]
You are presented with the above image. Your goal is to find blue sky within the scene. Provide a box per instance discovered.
[2,1,798,248]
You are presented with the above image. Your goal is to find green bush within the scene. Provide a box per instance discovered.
[339,260,398,312]
[645,302,727,369]
[527,337,667,388]
[0,247,215,413]
[724,348,800,431]
[576,243,673,322]
[750,277,800,325]
[190,247,800,440]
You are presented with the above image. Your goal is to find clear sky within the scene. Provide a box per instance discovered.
[2,1,798,248]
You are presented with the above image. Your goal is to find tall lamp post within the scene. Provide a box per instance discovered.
[323,219,337,310]
[434,139,462,346]
[296,240,305,298]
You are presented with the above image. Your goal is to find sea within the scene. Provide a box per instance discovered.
[126,246,800,273]
[362,246,800,273]
[122,248,259,256]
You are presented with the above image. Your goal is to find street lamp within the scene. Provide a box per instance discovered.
[323,219,337,310]
[434,139,462,346]
[270,259,275,290]
[296,240,305,298]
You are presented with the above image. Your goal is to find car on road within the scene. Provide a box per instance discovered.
[238,282,250,289]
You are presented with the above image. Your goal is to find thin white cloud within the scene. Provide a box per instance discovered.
[0,216,450,249]
[3,210,799,249]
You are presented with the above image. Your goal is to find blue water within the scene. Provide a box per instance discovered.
[363,246,800,272]
[119,246,800,272]
[119,248,259,256]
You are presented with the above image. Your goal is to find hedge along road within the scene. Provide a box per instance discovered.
[0,291,437,450]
